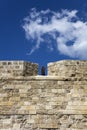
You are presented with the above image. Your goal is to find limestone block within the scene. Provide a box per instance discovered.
[0,60,87,129]
[0,61,38,78]
[48,60,87,80]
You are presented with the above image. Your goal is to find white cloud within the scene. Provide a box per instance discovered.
[22,8,87,59]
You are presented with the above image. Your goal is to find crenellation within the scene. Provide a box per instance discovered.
[48,60,87,81]
[0,61,38,78]
[0,60,87,129]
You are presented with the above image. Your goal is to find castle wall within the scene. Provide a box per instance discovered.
[48,60,87,80]
[0,60,87,130]
[0,61,38,78]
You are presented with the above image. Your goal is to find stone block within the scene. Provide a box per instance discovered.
[0,60,87,129]
[48,60,87,80]
[0,61,38,78]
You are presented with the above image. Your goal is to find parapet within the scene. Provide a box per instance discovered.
[0,60,87,130]
[48,60,87,80]
[1,60,87,80]
[0,61,38,78]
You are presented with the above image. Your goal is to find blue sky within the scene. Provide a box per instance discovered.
[0,0,87,72]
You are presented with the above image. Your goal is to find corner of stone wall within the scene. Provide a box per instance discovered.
[47,60,87,80]
[0,61,38,78]
[23,61,38,76]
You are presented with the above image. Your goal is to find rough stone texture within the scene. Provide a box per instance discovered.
[0,60,87,130]
[0,61,38,78]
[48,60,87,79]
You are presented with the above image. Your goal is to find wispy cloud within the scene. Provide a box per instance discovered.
[22,8,87,59]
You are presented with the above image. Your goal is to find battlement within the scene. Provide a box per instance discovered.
[1,60,87,79]
[0,60,87,130]
[48,60,87,80]
[0,61,38,78]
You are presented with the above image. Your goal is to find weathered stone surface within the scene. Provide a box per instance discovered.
[48,60,87,79]
[0,60,87,129]
[0,114,87,130]
[0,61,38,78]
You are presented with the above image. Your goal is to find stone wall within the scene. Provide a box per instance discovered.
[48,60,87,80]
[0,61,38,78]
[0,60,87,130]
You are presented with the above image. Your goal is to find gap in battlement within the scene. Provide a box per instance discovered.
[38,64,48,75]
[0,60,87,78]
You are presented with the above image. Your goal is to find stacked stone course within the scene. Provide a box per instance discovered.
[48,60,87,79]
[0,61,38,78]
[0,60,87,130]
